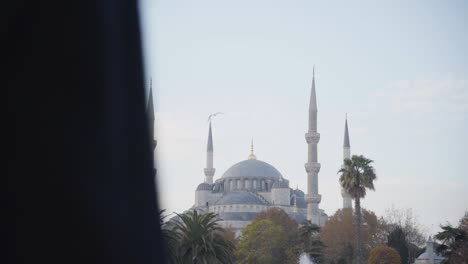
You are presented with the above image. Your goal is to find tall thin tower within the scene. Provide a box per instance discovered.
[204,122,215,184]
[148,79,157,177]
[148,79,156,151]
[305,68,322,225]
[341,115,352,209]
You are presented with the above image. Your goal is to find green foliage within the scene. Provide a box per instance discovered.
[253,208,303,264]
[380,206,427,263]
[236,219,289,264]
[256,207,298,231]
[382,206,426,246]
[169,210,235,264]
[387,226,409,264]
[159,210,179,264]
[235,208,325,264]
[435,214,468,264]
[337,242,354,264]
[368,245,401,264]
[300,220,325,264]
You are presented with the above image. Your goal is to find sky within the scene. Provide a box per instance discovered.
[139,0,468,234]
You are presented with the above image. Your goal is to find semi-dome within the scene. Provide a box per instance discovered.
[216,191,269,205]
[196,182,212,191]
[290,193,307,208]
[221,159,283,179]
[293,188,305,197]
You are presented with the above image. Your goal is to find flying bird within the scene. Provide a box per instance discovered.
[207,112,224,123]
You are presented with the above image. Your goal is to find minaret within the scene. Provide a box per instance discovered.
[305,67,322,225]
[147,79,157,177]
[427,236,435,264]
[148,79,156,151]
[341,115,353,209]
[204,122,215,184]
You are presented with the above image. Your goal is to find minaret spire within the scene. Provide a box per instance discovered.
[305,68,322,225]
[341,115,352,209]
[343,114,350,149]
[204,121,215,184]
[147,79,156,151]
[207,122,213,152]
[309,66,318,113]
[147,79,157,177]
[248,138,257,160]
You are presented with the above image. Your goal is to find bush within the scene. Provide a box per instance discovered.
[368,245,401,264]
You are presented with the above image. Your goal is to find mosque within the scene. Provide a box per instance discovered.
[187,71,354,235]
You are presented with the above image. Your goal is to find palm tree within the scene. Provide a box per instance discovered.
[299,220,324,263]
[172,210,235,264]
[158,210,179,264]
[338,155,377,264]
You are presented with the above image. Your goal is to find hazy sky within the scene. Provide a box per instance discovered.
[139,0,468,234]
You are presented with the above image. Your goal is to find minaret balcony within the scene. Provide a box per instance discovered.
[305,162,321,173]
[305,132,320,144]
[305,194,322,204]
[204,168,215,177]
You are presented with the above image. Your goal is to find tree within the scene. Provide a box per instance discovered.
[300,220,325,263]
[368,245,401,264]
[235,219,289,264]
[320,208,384,263]
[172,210,235,264]
[387,226,409,264]
[383,205,426,246]
[460,211,468,232]
[381,206,426,263]
[435,214,468,264]
[240,208,302,264]
[256,207,298,231]
[338,155,377,264]
[158,209,179,264]
[337,242,354,264]
[220,226,238,248]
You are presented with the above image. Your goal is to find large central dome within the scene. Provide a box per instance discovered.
[221,159,283,179]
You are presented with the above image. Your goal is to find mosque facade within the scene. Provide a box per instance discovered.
[189,71,353,235]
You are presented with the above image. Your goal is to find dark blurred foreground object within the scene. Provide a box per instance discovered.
[5,1,166,263]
